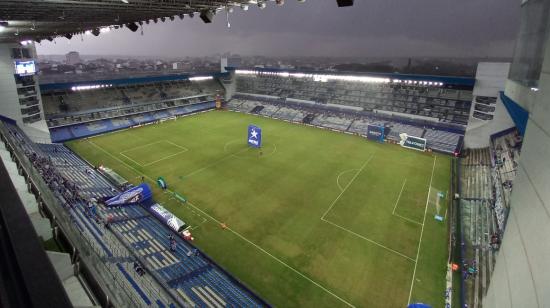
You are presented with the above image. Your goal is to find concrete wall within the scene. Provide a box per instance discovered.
[0,43,23,121]
[0,42,50,143]
[464,62,515,148]
[220,71,236,100]
[484,24,550,308]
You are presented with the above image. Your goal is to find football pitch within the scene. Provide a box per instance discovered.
[67,110,451,308]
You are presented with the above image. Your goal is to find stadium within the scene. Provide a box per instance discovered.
[0,1,547,308]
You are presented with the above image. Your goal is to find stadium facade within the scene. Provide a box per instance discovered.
[483,0,550,307]
[0,1,548,307]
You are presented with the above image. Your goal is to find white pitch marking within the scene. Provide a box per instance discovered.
[183,147,250,179]
[119,151,145,167]
[164,140,188,150]
[185,200,356,308]
[120,140,165,154]
[391,178,423,225]
[407,155,437,305]
[223,139,241,153]
[143,149,189,167]
[392,178,408,215]
[119,140,189,167]
[321,154,375,220]
[86,139,356,308]
[393,213,423,226]
[336,169,360,192]
[321,217,416,262]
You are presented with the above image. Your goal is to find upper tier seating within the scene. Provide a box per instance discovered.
[48,102,216,142]
[42,79,224,127]
[226,96,464,154]
[236,75,473,125]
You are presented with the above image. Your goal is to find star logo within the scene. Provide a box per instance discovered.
[250,129,258,139]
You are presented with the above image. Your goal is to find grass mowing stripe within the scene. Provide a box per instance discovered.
[86,138,357,308]
[320,217,416,262]
[184,200,357,308]
[182,146,250,179]
[73,111,450,307]
[392,179,423,225]
[320,154,375,220]
[408,155,437,305]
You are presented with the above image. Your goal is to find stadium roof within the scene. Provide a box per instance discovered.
[0,0,271,43]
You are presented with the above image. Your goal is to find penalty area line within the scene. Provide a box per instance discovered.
[86,139,356,308]
[321,154,375,220]
[392,178,407,215]
[321,217,416,262]
[184,200,356,308]
[391,178,423,226]
[407,155,437,305]
[182,146,250,179]
[336,168,360,192]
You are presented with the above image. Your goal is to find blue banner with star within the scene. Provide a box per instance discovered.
[247,125,262,148]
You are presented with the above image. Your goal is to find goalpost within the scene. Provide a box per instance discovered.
[435,191,446,221]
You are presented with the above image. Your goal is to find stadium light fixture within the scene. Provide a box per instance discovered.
[336,0,354,7]
[189,76,213,81]
[126,22,139,32]
[200,10,214,23]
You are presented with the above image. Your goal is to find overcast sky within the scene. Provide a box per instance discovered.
[37,0,520,58]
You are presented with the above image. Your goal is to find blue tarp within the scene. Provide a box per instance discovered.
[407,303,432,308]
[105,183,153,207]
[500,91,528,136]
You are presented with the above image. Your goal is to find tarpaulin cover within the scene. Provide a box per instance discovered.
[105,183,153,207]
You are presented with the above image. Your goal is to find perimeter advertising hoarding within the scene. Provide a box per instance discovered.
[400,134,427,151]
[367,125,385,142]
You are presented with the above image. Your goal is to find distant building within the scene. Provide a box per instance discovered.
[65,51,81,65]
[220,55,242,72]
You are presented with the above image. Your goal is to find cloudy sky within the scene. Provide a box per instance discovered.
[37,0,520,58]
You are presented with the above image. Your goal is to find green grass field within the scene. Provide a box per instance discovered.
[67,110,451,308]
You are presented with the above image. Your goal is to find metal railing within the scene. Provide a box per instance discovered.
[0,122,183,307]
